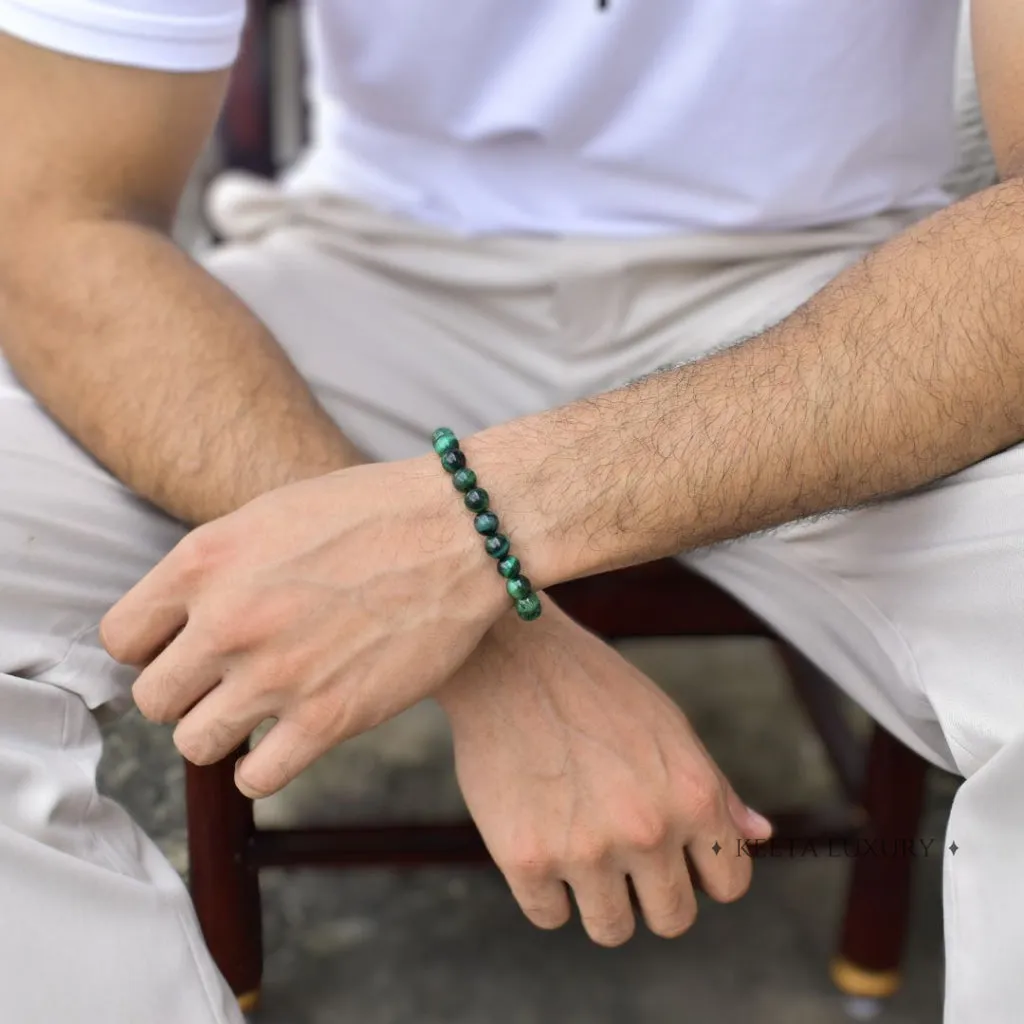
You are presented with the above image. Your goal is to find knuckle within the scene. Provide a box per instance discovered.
[99,614,130,663]
[619,810,671,853]
[233,599,284,646]
[239,760,288,799]
[203,595,296,658]
[173,730,209,766]
[505,845,556,881]
[652,900,698,938]
[588,913,635,948]
[705,865,752,904]
[132,680,173,724]
[521,902,571,931]
[176,525,226,579]
[572,839,611,871]
[131,661,198,724]
[256,647,309,692]
[196,604,254,655]
[681,776,722,822]
[174,719,238,766]
[290,702,343,747]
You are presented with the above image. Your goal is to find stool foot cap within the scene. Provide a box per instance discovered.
[830,957,901,998]
[238,990,261,1014]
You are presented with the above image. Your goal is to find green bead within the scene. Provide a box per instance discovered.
[440,449,466,473]
[431,428,458,456]
[474,512,499,535]
[464,488,489,513]
[497,556,521,579]
[515,592,542,621]
[485,533,510,559]
[434,434,461,458]
[451,468,477,493]
[506,575,532,601]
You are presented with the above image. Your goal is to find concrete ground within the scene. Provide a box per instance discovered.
[99,636,953,1024]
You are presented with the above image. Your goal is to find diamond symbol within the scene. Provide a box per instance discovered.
[949,842,959,856]
[712,841,722,855]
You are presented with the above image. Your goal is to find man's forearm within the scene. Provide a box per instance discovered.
[0,217,362,524]
[467,178,1024,585]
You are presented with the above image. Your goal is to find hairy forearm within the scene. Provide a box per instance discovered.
[467,178,1024,585]
[0,217,362,523]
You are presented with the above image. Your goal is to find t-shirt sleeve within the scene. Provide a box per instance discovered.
[0,0,246,72]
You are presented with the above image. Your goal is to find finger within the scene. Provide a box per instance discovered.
[234,713,335,798]
[725,786,773,840]
[504,872,573,931]
[131,624,222,723]
[627,843,698,939]
[101,591,187,667]
[686,813,753,904]
[101,536,203,665]
[566,868,636,947]
[686,729,773,842]
[173,674,277,766]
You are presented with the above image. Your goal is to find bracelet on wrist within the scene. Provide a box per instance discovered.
[431,427,542,622]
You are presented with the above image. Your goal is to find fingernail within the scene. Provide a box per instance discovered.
[745,808,773,838]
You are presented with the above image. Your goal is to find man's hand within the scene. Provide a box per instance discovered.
[437,603,772,947]
[101,458,508,798]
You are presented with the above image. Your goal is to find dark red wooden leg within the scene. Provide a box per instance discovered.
[776,645,865,803]
[218,0,276,177]
[185,744,263,1012]
[830,725,929,999]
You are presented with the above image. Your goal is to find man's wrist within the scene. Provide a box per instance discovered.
[461,398,676,589]
[436,598,569,717]
[401,450,512,625]
[459,423,584,590]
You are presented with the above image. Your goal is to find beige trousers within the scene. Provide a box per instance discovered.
[0,175,1022,1022]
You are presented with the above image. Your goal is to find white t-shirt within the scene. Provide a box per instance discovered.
[0,0,962,237]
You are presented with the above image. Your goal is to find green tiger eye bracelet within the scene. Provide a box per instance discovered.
[431,427,542,622]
